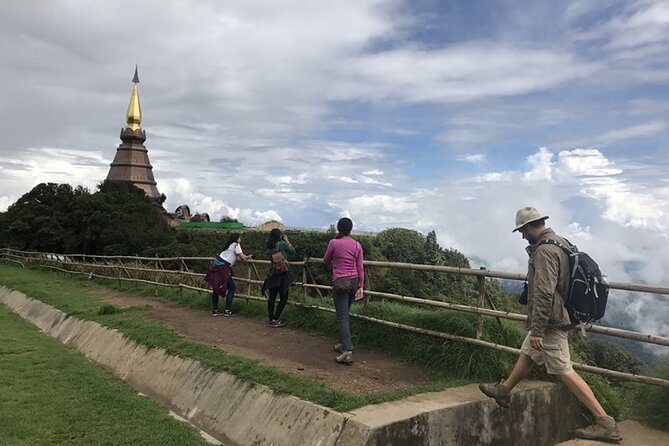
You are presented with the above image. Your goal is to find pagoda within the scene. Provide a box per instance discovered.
[106,67,161,200]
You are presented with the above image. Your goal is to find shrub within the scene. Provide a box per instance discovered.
[630,356,669,430]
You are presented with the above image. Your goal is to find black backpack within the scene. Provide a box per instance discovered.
[537,238,610,325]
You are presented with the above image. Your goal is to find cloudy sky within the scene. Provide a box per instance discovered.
[1,1,668,336]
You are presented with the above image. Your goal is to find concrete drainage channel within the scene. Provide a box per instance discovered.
[0,287,583,446]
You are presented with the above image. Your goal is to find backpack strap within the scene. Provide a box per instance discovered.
[537,238,579,278]
[536,238,576,254]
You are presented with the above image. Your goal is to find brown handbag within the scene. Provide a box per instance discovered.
[271,250,290,273]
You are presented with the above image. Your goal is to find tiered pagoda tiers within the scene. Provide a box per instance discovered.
[106,67,161,200]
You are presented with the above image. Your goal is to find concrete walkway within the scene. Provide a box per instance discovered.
[557,420,668,446]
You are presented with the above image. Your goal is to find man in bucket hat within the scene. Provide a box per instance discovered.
[479,207,621,443]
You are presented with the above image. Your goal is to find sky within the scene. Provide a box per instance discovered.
[1,1,668,340]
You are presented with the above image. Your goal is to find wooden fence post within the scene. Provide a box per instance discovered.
[302,260,308,303]
[476,267,487,340]
[246,263,252,306]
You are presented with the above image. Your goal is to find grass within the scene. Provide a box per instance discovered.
[0,263,472,411]
[628,356,669,430]
[0,304,214,446]
[0,262,637,421]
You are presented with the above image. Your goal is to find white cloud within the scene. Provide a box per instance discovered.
[523,147,554,181]
[247,210,283,224]
[331,45,599,103]
[456,153,485,162]
[348,194,419,214]
[0,196,13,212]
[327,176,358,184]
[361,177,392,187]
[564,222,592,240]
[479,172,512,183]
[556,149,623,177]
[362,169,383,176]
[598,120,668,144]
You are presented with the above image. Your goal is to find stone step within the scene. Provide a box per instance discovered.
[337,381,582,446]
[556,420,668,446]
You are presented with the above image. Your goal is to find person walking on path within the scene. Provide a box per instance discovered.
[478,207,621,443]
[262,228,296,327]
[206,233,253,317]
[323,217,364,365]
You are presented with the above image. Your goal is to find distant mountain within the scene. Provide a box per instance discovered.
[498,279,525,294]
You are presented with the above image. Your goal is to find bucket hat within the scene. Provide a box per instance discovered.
[513,207,548,232]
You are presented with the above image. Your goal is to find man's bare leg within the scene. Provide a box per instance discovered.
[503,353,534,391]
[559,371,606,416]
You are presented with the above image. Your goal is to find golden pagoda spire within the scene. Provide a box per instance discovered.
[125,65,142,131]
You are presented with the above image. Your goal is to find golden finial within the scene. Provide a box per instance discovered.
[126,65,142,130]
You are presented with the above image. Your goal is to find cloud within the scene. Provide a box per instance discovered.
[456,154,485,163]
[362,169,383,176]
[331,45,599,103]
[327,176,358,184]
[556,149,623,177]
[523,147,554,181]
[597,120,668,144]
[468,172,512,183]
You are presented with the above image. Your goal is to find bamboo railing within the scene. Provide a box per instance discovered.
[1,247,668,388]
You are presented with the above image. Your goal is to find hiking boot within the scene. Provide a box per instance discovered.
[478,382,511,408]
[574,415,622,443]
[223,309,234,317]
[334,343,344,354]
[212,309,223,317]
[335,350,353,365]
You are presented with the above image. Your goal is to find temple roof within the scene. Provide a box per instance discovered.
[105,67,161,200]
[126,65,142,131]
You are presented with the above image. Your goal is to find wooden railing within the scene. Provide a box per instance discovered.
[2,247,668,388]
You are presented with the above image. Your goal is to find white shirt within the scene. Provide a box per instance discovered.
[219,242,243,266]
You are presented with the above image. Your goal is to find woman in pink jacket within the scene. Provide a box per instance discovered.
[323,217,364,364]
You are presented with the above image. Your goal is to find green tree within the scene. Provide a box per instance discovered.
[0,181,174,255]
[569,335,645,376]
[3,183,81,251]
[82,181,174,255]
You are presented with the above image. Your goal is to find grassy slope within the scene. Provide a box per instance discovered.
[0,262,636,421]
[0,305,213,446]
[0,263,467,411]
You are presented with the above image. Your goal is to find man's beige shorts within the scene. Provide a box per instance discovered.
[520,328,573,375]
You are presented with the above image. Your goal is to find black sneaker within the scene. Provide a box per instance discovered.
[212,310,223,317]
[223,309,234,317]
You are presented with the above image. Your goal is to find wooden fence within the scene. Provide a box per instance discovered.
[2,247,668,388]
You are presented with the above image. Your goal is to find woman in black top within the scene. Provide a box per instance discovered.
[261,228,296,327]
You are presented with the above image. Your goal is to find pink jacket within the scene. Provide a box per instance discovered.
[323,237,364,287]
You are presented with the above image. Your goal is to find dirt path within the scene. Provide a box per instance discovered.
[94,288,432,395]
